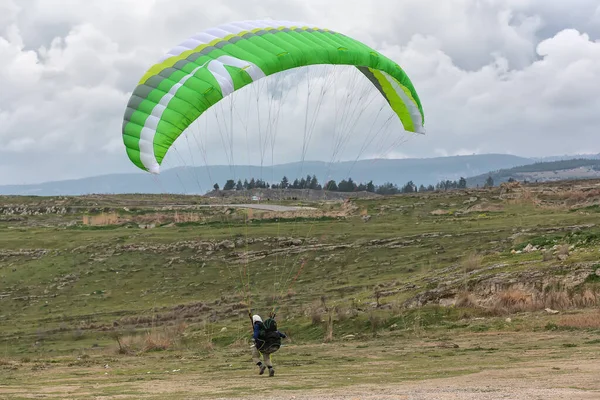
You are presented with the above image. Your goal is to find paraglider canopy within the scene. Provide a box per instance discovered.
[122,19,425,174]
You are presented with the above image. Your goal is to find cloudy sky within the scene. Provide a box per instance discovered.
[1,0,600,185]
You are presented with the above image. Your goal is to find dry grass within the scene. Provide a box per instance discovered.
[173,212,203,223]
[455,291,478,308]
[82,212,119,226]
[556,244,570,256]
[113,334,134,355]
[0,358,13,366]
[143,330,173,352]
[117,303,214,327]
[557,188,600,206]
[113,321,188,354]
[485,287,600,316]
[199,319,215,351]
[310,308,323,325]
[543,290,571,310]
[557,310,600,329]
[335,305,355,322]
[463,253,483,273]
[571,289,599,308]
[368,311,382,337]
[564,190,588,204]
[324,310,334,342]
[506,188,540,206]
[495,290,533,313]
[500,181,522,193]
[309,300,324,325]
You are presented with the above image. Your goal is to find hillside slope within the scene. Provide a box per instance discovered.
[2,178,600,358]
[467,158,600,187]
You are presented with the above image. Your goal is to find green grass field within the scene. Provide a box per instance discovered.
[2,181,600,398]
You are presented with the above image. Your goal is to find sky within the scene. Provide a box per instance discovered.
[1,0,600,185]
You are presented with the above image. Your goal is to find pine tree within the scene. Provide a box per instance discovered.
[325,180,338,191]
[338,179,349,192]
[401,181,416,193]
[223,179,235,190]
[376,182,399,195]
[280,176,289,189]
[366,181,375,193]
[347,177,356,191]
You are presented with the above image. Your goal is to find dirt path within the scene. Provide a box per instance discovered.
[3,331,599,399]
[197,203,317,212]
[252,359,600,400]
[3,358,598,400]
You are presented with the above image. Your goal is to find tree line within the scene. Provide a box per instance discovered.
[213,174,496,194]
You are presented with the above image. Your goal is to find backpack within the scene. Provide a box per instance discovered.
[257,318,281,354]
[263,317,278,332]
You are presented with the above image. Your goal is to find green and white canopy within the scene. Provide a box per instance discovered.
[122,19,425,174]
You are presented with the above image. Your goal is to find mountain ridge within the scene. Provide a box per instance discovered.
[3,153,599,196]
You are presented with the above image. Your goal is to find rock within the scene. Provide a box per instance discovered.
[558,254,568,261]
[439,297,455,307]
[505,318,512,323]
[545,308,559,314]
[217,240,235,250]
[220,327,227,333]
[437,342,459,348]
[362,215,372,222]
[430,208,450,216]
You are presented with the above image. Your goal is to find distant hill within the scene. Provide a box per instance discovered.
[466,158,600,187]
[0,154,531,196]
[531,153,600,162]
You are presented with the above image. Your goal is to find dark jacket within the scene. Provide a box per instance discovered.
[253,322,287,341]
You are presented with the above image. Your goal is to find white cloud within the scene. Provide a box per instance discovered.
[381,27,600,158]
[1,0,600,184]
